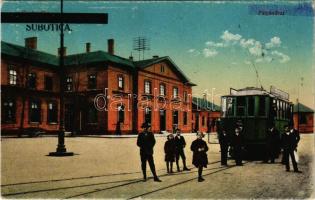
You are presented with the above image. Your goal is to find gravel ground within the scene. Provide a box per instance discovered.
[1,133,314,199]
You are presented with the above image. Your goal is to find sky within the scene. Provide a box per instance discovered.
[1,1,314,108]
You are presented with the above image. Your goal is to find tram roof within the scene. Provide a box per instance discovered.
[222,87,291,102]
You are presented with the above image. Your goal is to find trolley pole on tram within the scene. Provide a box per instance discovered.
[297,77,304,133]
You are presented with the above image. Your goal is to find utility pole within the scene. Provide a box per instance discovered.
[2,1,108,156]
[297,77,304,133]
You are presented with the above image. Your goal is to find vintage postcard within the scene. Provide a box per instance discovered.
[1,0,314,199]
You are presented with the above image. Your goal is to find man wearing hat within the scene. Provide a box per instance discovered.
[137,122,162,182]
[217,118,229,166]
[174,129,190,172]
[191,132,209,182]
[281,125,301,172]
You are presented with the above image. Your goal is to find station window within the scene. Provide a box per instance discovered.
[299,113,307,124]
[202,116,205,126]
[247,96,255,116]
[118,75,124,90]
[159,83,166,96]
[28,72,37,89]
[88,74,97,89]
[184,91,188,103]
[173,87,179,98]
[173,110,179,125]
[9,69,17,85]
[2,98,16,123]
[66,76,73,91]
[145,107,152,124]
[47,102,58,123]
[236,97,246,116]
[117,104,124,123]
[87,103,98,123]
[258,96,266,116]
[45,76,53,91]
[160,65,165,73]
[144,80,151,94]
[29,100,41,123]
[183,111,188,125]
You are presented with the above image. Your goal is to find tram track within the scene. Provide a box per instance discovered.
[64,161,247,199]
[1,161,222,198]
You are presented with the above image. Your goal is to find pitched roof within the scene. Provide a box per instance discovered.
[192,96,221,111]
[134,56,196,85]
[65,51,134,68]
[1,41,134,68]
[293,103,314,113]
[1,41,193,83]
[1,41,58,66]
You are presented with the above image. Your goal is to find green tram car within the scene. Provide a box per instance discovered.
[220,87,293,158]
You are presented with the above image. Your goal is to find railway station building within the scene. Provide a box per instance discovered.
[192,96,221,133]
[1,37,196,135]
[293,103,314,133]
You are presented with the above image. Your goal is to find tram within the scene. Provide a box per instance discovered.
[220,86,293,158]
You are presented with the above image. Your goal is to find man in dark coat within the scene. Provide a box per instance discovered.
[164,133,176,174]
[282,125,301,172]
[232,124,243,166]
[217,119,229,166]
[191,132,209,182]
[264,124,280,163]
[174,129,190,171]
[137,122,162,182]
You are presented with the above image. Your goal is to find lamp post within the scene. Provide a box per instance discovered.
[2,1,107,156]
[49,0,73,156]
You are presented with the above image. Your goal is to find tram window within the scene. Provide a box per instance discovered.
[259,96,266,116]
[280,101,284,119]
[221,97,227,117]
[248,96,255,116]
[286,105,291,120]
[236,97,246,116]
[283,103,288,119]
[227,97,235,116]
[277,100,280,119]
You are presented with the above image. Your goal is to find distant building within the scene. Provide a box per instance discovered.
[1,37,196,135]
[293,103,314,133]
[192,97,221,133]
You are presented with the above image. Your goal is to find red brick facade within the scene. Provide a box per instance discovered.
[293,113,314,133]
[1,38,196,135]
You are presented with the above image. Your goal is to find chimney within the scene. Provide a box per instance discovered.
[25,37,37,50]
[86,42,91,53]
[107,39,114,55]
[129,56,133,61]
[152,55,159,59]
[58,47,67,57]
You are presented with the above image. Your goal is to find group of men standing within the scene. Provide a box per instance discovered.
[136,120,301,183]
[137,123,191,182]
[217,119,301,172]
[137,122,209,182]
